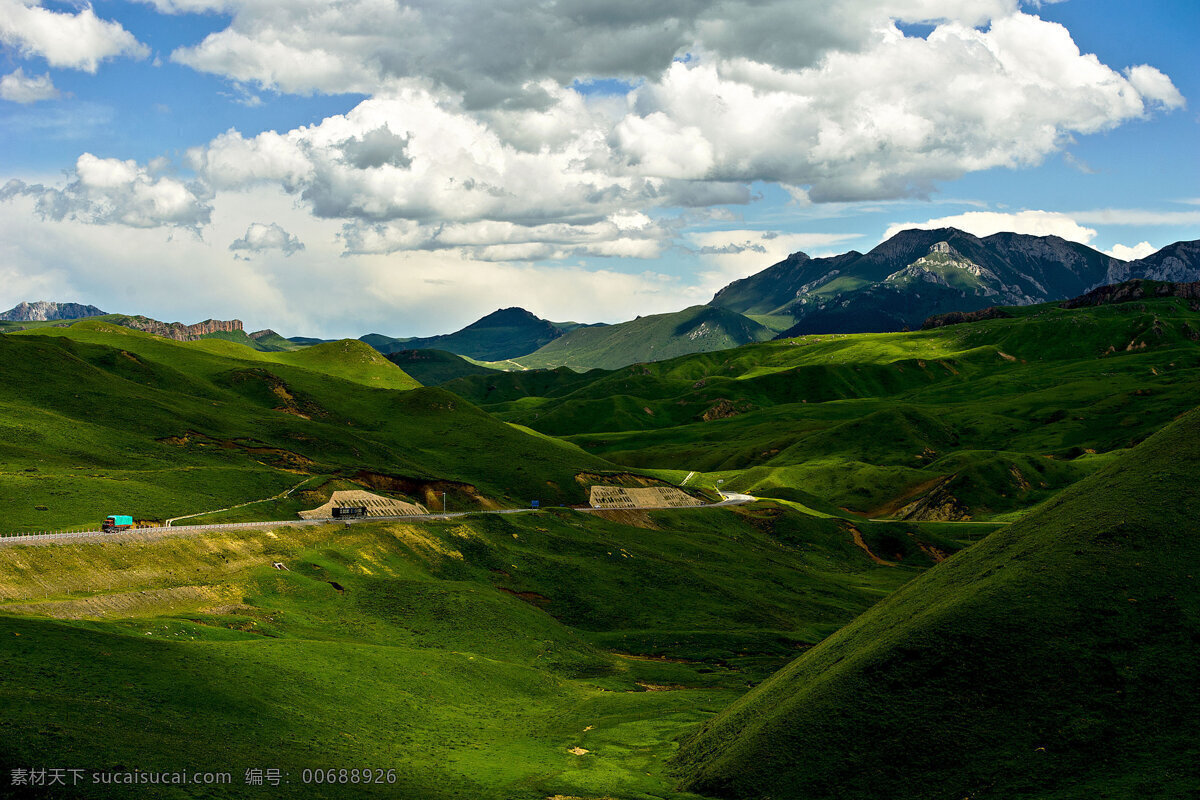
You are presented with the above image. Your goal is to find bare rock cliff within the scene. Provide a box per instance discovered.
[118,316,244,341]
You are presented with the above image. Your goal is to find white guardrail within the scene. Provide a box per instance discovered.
[0,494,754,547]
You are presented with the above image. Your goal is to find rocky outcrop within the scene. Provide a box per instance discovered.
[921,307,1013,329]
[1061,279,1200,309]
[249,329,280,340]
[1103,241,1200,285]
[0,301,105,321]
[117,316,243,341]
[896,476,972,521]
[700,398,754,421]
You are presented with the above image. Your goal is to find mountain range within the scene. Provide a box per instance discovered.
[359,230,1199,369]
[711,229,1200,335]
[359,307,592,361]
[5,229,1198,372]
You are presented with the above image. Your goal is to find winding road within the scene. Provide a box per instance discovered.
[0,492,756,548]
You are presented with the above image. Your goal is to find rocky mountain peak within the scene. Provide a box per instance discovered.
[0,301,106,322]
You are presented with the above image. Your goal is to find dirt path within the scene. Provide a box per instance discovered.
[846,524,897,566]
[165,478,311,525]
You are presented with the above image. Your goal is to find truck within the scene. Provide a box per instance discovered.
[102,515,134,532]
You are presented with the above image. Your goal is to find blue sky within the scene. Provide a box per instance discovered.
[0,0,1195,337]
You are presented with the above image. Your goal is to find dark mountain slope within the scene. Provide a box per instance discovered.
[674,406,1200,799]
[385,348,502,385]
[514,305,774,370]
[709,250,864,316]
[363,307,571,360]
[713,228,1200,334]
[1061,278,1200,310]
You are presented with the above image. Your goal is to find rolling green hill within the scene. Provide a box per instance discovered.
[363,307,572,360]
[513,305,774,370]
[674,405,1200,800]
[0,321,616,532]
[385,348,503,385]
[0,501,988,799]
[443,297,1200,521]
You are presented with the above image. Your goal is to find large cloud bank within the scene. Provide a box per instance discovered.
[0,0,1188,333]
[131,1,1181,261]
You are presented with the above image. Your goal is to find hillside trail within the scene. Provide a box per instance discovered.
[845,524,897,566]
[164,478,311,525]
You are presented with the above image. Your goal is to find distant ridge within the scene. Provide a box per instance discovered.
[0,301,104,322]
[710,229,1200,335]
[363,307,571,360]
[385,349,501,385]
[514,305,774,370]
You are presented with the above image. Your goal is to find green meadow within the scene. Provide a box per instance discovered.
[0,321,613,533]
[0,505,974,798]
[446,298,1200,521]
[1,295,1198,799]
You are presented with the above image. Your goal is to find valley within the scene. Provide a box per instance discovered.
[0,0,1195,795]
[2,263,1199,799]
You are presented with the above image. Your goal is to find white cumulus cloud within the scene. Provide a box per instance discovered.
[0,0,148,72]
[0,153,211,229]
[1105,241,1157,261]
[1,0,1190,325]
[163,0,1018,101]
[0,67,57,102]
[230,222,305,256]
[167,7,1185,239]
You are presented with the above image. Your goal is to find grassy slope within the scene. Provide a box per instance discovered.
[365,308,566,360]
[674,407,1200,800]
[514,306,774,371]
[385,348,503,385]
[0,504,967,799]
[0,322,614,532]
[446,299,1200,519]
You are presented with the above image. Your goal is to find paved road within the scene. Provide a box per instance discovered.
[0,492,756,548]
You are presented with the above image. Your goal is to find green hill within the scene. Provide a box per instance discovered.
[386,348,503,385]
[514,305,774,370]
[0,500,987,799]
[363,307,570,360]
[674,406,1200,799]
[441,297,1200,521]
[0,321,615,532]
